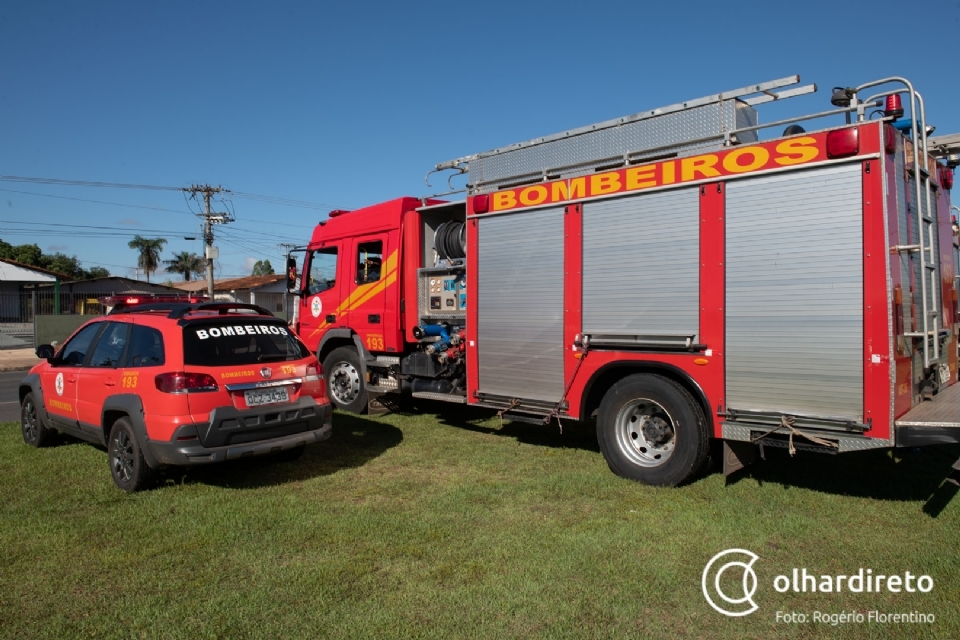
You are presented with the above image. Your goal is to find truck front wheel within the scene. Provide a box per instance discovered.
[322,346,367,413]
[596,374,708,486]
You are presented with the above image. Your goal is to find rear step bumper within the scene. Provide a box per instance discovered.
[148,398,332,466]
[895,382,960,447]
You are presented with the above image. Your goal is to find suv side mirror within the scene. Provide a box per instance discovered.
[286,256,299,294]
[36,344,55,361]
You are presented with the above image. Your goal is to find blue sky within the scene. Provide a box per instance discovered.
[2,0,958,279]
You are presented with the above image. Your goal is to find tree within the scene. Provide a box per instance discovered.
[164,251,205,281]
[252,259,275,276]
[0,238,110,280]
[128,235,167,283]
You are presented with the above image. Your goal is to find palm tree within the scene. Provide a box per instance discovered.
[164,251,205,281]
[128,236,167,283]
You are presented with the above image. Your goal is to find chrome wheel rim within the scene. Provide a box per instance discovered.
[329,361,361,405]
[614,398,676,467]
[110,430,134,483]
[21,400,38,443]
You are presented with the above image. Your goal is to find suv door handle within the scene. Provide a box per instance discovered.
[104,378,116,387]
[368,314,380,324]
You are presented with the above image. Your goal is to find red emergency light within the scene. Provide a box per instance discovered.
[884,124,897,155]
[941,167,954,190]
[884,94,904,120]
[473,194,490,214]
[98,295,210,309]
[826,128,859,159]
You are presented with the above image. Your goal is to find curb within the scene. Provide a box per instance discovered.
[0,364,38,373]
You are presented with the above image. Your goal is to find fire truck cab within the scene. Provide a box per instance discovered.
[290,75,960,486]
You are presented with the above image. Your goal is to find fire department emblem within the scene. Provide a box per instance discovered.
[311,297,322,318]
[260,367,272,379]
[55,372,64,396]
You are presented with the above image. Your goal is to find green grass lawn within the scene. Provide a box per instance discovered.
[1,403,958,639]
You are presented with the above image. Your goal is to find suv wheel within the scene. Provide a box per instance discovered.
[323,346,367,413]
[108,417,154,493]
[21,392,55,447]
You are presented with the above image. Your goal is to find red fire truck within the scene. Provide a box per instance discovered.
[287,75,960,486]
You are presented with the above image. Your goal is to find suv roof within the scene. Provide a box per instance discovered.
[109,301,278,321]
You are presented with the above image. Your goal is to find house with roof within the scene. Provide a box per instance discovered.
[172,274,291,318]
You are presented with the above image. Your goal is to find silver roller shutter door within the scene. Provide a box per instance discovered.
[477,207,565,403]
[725,163,863,422]
[582,188,700,340]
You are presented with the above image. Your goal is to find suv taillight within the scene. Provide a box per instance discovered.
[305,363,321,382]
[155,372,219,394]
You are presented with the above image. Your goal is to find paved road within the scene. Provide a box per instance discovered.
[1,370,25,423]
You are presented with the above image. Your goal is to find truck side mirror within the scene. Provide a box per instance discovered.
[286,257,299,294]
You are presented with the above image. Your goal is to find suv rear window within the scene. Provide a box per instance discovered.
[183,321,309,366]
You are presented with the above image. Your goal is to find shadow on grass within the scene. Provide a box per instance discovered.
[401,398,601,453]
[157,413,403,490]
[724,444,960,514]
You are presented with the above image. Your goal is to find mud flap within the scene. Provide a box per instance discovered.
[723,440,756,476]
[948,456,960,488]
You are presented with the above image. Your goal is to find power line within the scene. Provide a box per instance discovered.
[0,187,195,216]
[230,191,341,211]
[0,175,182,191]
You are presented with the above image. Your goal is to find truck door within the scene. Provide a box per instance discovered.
[343,235,390,353]
[299,243,343,351]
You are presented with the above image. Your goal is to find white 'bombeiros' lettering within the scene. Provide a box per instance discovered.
[196,324,288,339]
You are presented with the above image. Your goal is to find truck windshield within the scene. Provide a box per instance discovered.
[306,247,337,295]
[183,321,309,366]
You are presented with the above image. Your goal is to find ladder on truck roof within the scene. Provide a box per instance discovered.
[433,75,816,194]
[870,78,944,372]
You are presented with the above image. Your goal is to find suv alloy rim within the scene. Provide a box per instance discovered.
[111,430,135,483]
[21,399,38,442]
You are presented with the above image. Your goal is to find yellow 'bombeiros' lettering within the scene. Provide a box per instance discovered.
[590,172,621,195]
[774,137,819,165]
[493,191,517,211]
[519,185,548,206]
[661,161,676,184]
[722,146,770,173]
[625,166,657,190]
[681,154,721,181]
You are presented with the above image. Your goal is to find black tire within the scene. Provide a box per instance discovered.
[108,417,154,493]
[596,374,709,487]
[322,346,367,414]
[20,392,55,448]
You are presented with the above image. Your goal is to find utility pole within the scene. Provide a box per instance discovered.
[183,185,233,299]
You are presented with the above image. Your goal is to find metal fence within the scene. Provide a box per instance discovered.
[0,290,293,349]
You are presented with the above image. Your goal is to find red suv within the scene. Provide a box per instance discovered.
[18,300,332,492]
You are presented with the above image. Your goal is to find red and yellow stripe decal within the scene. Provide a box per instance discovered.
[307,249,399,340]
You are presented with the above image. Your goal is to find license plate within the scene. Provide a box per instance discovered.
[244,387,290,407]
[939,363,951,385]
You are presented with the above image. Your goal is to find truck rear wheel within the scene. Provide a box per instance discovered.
[322,346,367,413]
[596,374,708,486]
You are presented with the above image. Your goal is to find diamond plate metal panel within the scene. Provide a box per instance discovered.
[721,423,890,451]
[582,188,699,338]
[469,101,758,193]
[476,207,565,403]
[725,164,864,423]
